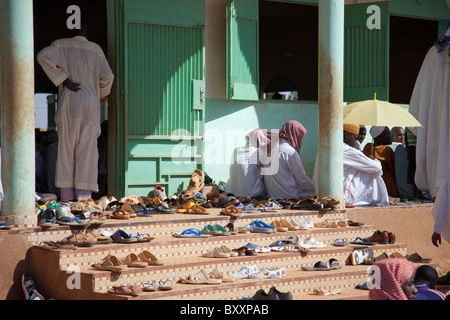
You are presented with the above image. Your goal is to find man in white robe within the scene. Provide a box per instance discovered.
[226,145,266,198]
[37,25,114,201]
[431,179,450,247]
[342,124,389,206]
[409,28,450,199]
[263,121,315,199]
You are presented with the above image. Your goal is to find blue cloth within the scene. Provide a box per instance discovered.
[415,285,446,300]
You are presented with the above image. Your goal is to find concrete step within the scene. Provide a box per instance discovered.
[29,239,407,300]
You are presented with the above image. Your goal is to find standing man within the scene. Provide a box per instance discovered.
[37,21,114,201]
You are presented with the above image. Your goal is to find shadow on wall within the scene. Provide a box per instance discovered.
[204,98,319,181]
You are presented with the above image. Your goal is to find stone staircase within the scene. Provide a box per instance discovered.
[27,208,409,300]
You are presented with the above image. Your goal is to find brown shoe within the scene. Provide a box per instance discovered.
[386,231,396,244]
[367,230,389,244]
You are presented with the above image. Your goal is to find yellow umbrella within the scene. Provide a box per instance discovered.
[343,94,422,127]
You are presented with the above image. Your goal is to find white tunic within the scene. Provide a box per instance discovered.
[37,36,114,192]
[226,146,266,198]
[432,179,450,244]
[343,143,389,206]
[263,139,315,199]
[409,46,450,198]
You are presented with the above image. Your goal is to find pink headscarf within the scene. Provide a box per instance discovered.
[369,258,416,300]
[279,120,307,155]
[246,129,280,167]
[247,129,279,156]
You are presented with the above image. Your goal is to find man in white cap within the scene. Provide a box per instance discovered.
[363,126,399,198]
[342,124,389,206]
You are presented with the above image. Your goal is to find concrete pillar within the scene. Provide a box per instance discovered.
[0,0,36,224]
[317,0,344,202]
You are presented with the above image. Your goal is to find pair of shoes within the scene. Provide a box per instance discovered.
[202,246,237,258]
[143,280,173,291]
[366,230,396,244]
[251,286,292,300]
[108,284,140,296]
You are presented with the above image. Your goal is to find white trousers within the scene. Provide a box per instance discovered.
[55,114,100,193]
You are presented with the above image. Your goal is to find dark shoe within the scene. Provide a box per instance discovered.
[146,203,175,214]
[367,230,389,244]
[386,231,396,244]
[268,286,292,300]
[291,199,322,210]
[251,289,279,300]
[437,271,450,285]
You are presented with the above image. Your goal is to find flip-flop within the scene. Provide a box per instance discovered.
[302,259,342,271]
[158,280,173,290]
[350,237,376,245]
[108,284,140,296]
[173,228,211,238]
[334,238,349,246]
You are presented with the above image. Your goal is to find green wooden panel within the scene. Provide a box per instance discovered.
[227,0,259,100]
[117,0,205,197]
[344,2,389,102]
[126,21,204,135]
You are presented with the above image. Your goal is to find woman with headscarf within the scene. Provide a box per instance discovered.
[363,126,399,198]
[369,258,418,300]
[263,120,315,199]
[226,129,278,198]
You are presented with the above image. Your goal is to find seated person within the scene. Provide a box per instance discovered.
[414,265,446,300]
[354,125,366,151]
[343,124,388,206]
[390,126,405,151]
[263,120,315,199]
[226,129,275,198]
[363,126,399,198]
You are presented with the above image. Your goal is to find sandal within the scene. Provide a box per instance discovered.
[209,268,235,282]
[406,252,432,263]
[350,237,376,245]
[108,284,140,296]
[280,219,300,231]
[143,281,157,292]
[319,197,340,208]
[111,229,137,243]
[133,232,154,242]
[173,228,211,238]
[138,250,163,265]
[201,224,222,236]
[220,205,243,217]
[92,255,128,272]
[334,238,349,246]
[202,247,230,258]
[291,217,314,230]
[185,204,209,214]
[158,280,173,290]
[229,264,259,279]
[180,269,221,284]
[60,233,95,247]
[270,220,288,232]
[302,259,342,271]
[121,253,147,267]
[299,236,326,249]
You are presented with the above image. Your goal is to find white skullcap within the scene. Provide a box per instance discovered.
[369,126,385,139]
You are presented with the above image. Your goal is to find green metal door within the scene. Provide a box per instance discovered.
[226,0,259,100]
[115,0,205,197]
[344,2,390,102]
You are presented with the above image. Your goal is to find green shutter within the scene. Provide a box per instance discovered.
[114,0,205,197]
[226,0,259,100]
[344,2,389,102]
